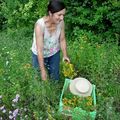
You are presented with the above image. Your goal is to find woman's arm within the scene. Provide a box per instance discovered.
[60,21,70,62]
[35,23,47,80]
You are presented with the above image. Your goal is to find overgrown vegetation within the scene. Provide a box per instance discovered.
[0,0,120,119]
[0,28,120,119]
[64,0,120,44]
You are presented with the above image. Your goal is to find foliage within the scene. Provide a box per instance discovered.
[1,0,119,49]
[0,0,48,29]
[0,28,120,119]
[67,36,120,119]
[64,0,120,44]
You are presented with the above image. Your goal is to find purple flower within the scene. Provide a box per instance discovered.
[13,109,19,117]
[12,98,18,103]
[12,94,20,103]
[16,94,20,99]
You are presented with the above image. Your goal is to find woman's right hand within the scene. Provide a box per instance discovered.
[41,69,47,80]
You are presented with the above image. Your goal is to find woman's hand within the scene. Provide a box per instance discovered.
[41,69,47,80]
[63,56,70,63]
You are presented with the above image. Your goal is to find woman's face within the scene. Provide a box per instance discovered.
[50,9,66,24]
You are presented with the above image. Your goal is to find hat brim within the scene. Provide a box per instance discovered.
[69,77,92,97]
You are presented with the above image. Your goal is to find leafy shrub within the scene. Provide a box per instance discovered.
[64,0,120,44]
[1,0,48,29]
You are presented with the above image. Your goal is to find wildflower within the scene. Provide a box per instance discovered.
[12,94,20,103]
[12,98,18,103]
[2,109,6,113]
[0,106,5,110]
[9,115,13,119]
[9,111,12,114]
[24,108,27,112]
[25,115,28,118]
[16,94,20,99]
[62,62,77,79]
[13,109,19,117]
[0,95,2,99]
[12,104,15,107]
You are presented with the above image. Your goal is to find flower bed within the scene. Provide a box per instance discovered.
[59,79,97,120]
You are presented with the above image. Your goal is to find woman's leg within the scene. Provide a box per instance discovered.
[32,51,60,80]
[48,51,60,80]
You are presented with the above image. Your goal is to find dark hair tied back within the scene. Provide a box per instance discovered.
[47,0,65,14]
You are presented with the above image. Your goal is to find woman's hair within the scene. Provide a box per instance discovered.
[47,0,65,14]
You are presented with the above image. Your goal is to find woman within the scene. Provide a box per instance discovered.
[31,0,70,81]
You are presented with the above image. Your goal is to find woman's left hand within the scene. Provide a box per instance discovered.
[63,56,70,63]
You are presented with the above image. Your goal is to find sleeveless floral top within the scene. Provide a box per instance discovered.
[31,17,63,58]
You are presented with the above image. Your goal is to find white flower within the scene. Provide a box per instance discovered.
[24,108,27,112]
[12,98,19,103]
[0,95,2,99]
[12,104,15,107]
[9,115,13,119]
[0,106,4,110]
[25,115,28,118]
[9,111,12,114]
[2,109,6,113]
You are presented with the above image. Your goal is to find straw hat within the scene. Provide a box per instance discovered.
[69,77,92,97]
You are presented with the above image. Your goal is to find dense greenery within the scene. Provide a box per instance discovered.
[1,0,120,44]
[0,28,120,119]
[64,0,120,44]
[0,0,48,29]
[0,0,120,119]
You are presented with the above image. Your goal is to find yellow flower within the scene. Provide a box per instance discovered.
[23,63,31,69]
[62,62,76,79]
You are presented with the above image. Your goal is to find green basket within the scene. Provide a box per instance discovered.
[59,78,97,120]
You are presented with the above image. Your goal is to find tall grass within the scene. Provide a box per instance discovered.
[0,28,120,119]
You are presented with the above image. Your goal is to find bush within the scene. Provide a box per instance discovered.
[1,0,48,29]
[64,0,120,44]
